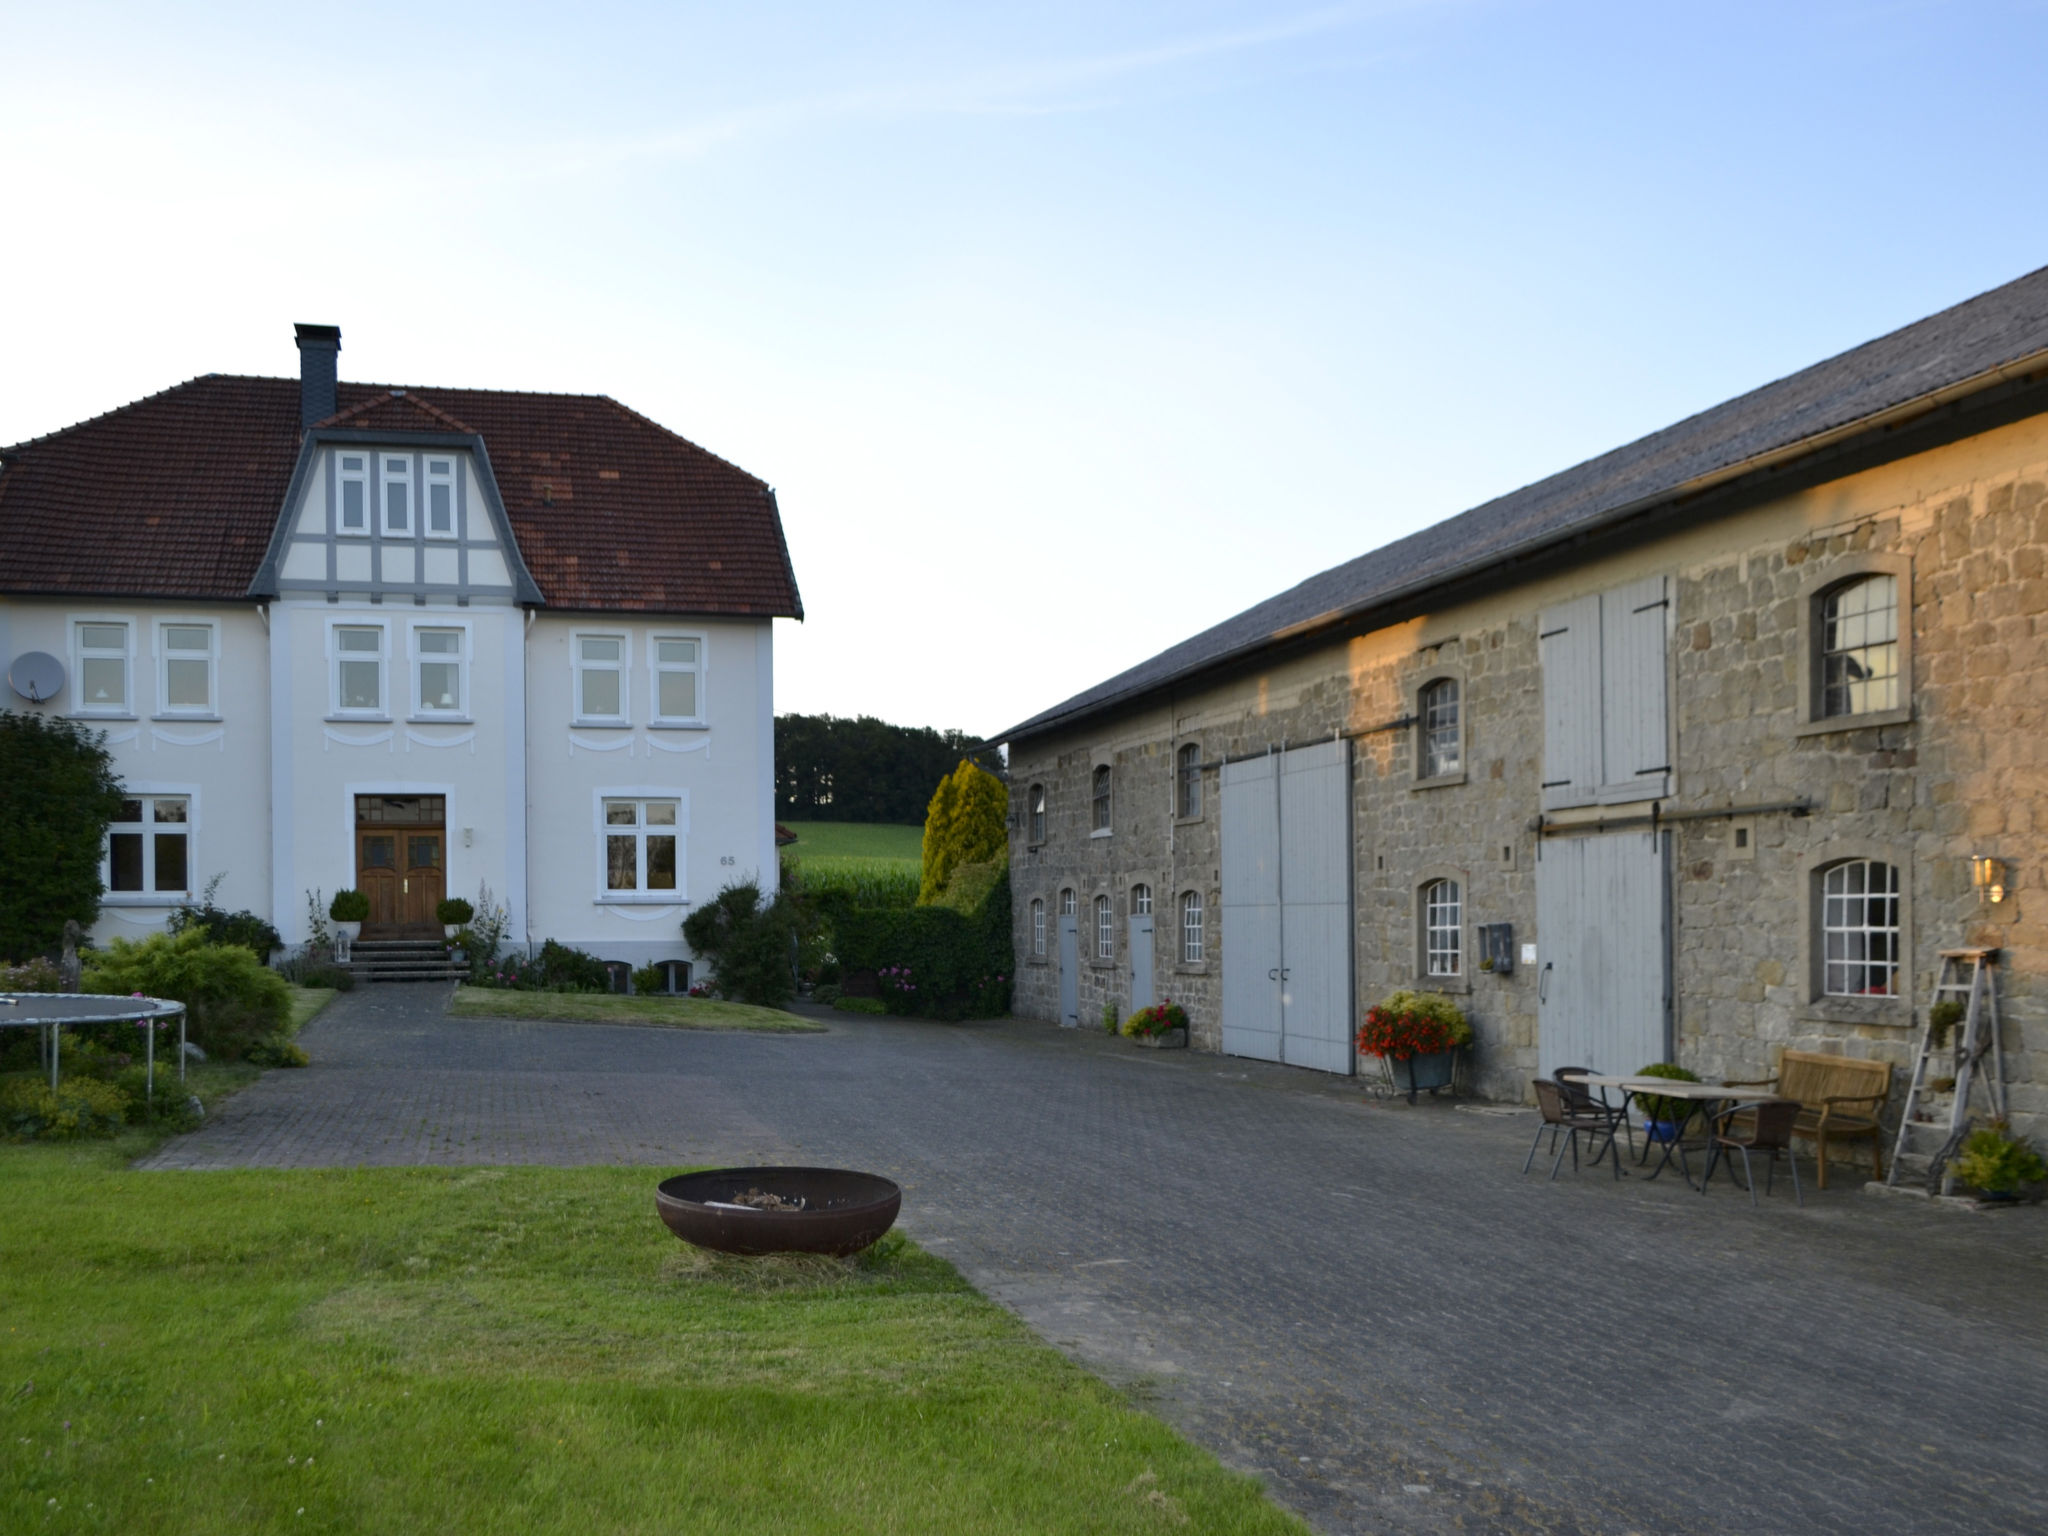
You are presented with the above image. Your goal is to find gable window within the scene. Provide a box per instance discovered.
[1423,878,1462,977]
[1028,785,1046,845]
[1177,744,1202,819]
[651,636,703,724]
[413,627,466,717]
[334,625,385,714]
[74,622,130,714]
[1132,883,1152,916]
[1181,890,1204,964]
[338,454,369,532]
[604,798,680,894]
[381,454,412,534]
[1418,677,1461,780]
[107,796,189,897]
[425,458,457,538]
[1031,898,1046,957]
[1820,576,1899,719]
[576,634,627,722]
[1821,859,1901,997]
[1094,895,1114,959]
[1092,766,1112,833]
[158,622,215,715]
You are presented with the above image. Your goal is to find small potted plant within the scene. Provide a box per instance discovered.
[1951,1119,2048,1203]
[1357,990,1471,1101]
[329,889,369,961]
[437,896,474,941]
[1122,1000,1190,1050]
[1634,1061,1700,1142]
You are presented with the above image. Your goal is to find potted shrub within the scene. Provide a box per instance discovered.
[1952,1119,2048,1202]
[436,896,474,941]
[328,889,369,960]
[1633,1061,1700,1142]
[1357,990,1471,1100]
[1122,1000,1190,1050]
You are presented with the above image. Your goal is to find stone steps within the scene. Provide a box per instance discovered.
[346,939,470,984]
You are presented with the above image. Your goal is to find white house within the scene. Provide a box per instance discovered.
[0,324,802,973]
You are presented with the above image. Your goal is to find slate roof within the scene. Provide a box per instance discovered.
[1000,263,2048,744]
[0,375,803,618]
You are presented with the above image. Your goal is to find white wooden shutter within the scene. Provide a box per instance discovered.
[1598,575,1670,803]
[1539,593,1602,811]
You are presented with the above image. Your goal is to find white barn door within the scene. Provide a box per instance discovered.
[1536,831,1669,1078]
[1128,913,1155,1015]
[1221,741,1354,1073]
[1057,914,1080,1028]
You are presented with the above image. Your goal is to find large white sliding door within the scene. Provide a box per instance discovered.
[1535,830,1669,1078]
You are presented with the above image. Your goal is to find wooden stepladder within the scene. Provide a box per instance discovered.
[1887,948,2006,1194]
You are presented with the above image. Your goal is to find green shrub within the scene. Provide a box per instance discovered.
[1123,1001,1190,1038]
[436,897,475,926]
[329,889,370,923]
[81,929,291,1062]
[682,880,808,1008]
[1953,1119,2048,1195]
[0,958,64,993]
[470,939,611,993]
[109,1066,204,1130]
[0,711,128,961]
[811,982,842,1005]
[1927,999,1967,1048]
[168,877,281,959]
[1633,1061,1701,1124]
[833,996,886,1015]
[246,1037,310,1068]
[931,857,1007,916]
[630,963,667,996]
[918,760,1007,905]
[2,1076,131,1141]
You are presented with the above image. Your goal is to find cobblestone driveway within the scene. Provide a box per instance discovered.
[144,986,2047,1535]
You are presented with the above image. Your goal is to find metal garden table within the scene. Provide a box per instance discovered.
[1582,1075,1789,1188]
[0,993,188,1100]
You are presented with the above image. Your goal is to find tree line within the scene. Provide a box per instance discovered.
[775,713,1000,824]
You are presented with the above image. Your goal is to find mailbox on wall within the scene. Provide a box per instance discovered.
[1477,923,1515,975]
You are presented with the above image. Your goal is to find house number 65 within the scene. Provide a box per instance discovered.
[720,856,737,866]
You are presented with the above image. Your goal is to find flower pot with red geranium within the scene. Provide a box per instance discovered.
[1357,990,1472,1101]
[1121,1000,1190,1049]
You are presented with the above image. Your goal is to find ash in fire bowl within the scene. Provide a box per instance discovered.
[656,1166,902,1257]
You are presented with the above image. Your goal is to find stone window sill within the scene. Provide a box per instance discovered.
[572,719,631,731]
[1412,769,1468,792]
[1802,998,1911,1029]
[1088,958,1117,971]
[1025,956,1049,967]
[1090,827,1113,840]
[103,895,187,907]
[1173,813,1205,827]
[1416,974,1471,995]
[325,714,391,725]
[648,721,709,732]
[1794,707,1912,738]
[151,713,221,723]
[1174,961,1210,976]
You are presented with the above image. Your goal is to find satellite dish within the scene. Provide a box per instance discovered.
[8,652,66,703]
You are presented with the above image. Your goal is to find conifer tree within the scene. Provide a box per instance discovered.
[918,759,1007,904]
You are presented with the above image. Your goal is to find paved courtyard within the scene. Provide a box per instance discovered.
[144,985,2046,1535]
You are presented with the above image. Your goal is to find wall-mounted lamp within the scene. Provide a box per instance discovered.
[1971,855,2006,904]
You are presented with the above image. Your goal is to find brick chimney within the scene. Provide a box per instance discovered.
[293,323,341,429]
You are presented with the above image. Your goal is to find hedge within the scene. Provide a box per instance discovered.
[834,878,1010,1021]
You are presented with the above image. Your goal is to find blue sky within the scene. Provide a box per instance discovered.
[4,1,2046,738]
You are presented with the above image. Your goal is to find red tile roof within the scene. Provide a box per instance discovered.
[0,375,803,618]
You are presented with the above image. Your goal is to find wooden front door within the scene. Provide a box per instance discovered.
[355,796,447,932]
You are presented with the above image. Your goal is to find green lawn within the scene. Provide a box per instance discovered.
[0,1149,1303,1534]
[778,820,924,862]
[449,988,824,1032]
[286,986,337,1034]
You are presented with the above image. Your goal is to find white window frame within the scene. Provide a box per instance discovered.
[1059,888,1077,917]
[329,620,389,719]
[423,456,458,540]
[1181,890,1204,964]
[154,620,217,718]
[1030,898,1046,957]
[1418,676,1462,781]
[103,788,198,904]
[409,622,470,721]
[1423,878,1462,978]
[1132,883,1152,916]
[337,452,370,534]
[381,453,413,536]
[574,632,629,725]
[1821,859,1902,999]
[1177,744,1202,819]
[1819,576,1900,721]
[1091,765,1112,835]
[70,616,134,717]
[649,633,706,727]
[591,788,689,903]
[1094,894,1114,960]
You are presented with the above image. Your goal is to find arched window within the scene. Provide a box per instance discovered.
[1029,784,1046,844]
[1423,878,1461,977]
[1181,890,1204,963]
[1822,859,1900,996]
[1177,743,1202,818]
[1094,895,1114,959]
[1820,576,1899,718]
[1419,678,1461,778]
[1131,883,1152,916]
[1030,898,1046,957]
[1092,765,1112,832]
[1058,888,1076,916]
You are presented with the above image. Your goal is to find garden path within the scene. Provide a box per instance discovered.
[142,984,2048,1536]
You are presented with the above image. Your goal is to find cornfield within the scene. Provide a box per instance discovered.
[782,855,920,910]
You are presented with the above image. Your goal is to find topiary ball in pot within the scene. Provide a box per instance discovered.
[1633,1061,1700,1137]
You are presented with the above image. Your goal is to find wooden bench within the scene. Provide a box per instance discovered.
[1729,1050,1891,1189]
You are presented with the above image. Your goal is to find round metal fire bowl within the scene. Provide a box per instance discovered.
[655,1166,902,1257]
